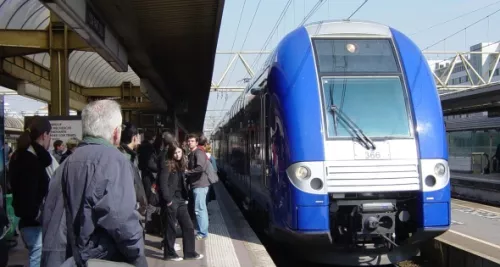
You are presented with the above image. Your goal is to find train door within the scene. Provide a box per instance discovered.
[244,128,252,202]
[262,88,282,227]
[260,90,271,190]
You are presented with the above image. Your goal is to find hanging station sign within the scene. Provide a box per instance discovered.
[24,116,82,144]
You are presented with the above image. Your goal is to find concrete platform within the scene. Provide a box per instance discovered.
[145,182,275,267]
[7,183,275,267]
[431,198,500,265]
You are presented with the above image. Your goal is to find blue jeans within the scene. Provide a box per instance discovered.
[20,226,42,267]
[193,187,209,237]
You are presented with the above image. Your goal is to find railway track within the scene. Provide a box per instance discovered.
[451,178,500,207]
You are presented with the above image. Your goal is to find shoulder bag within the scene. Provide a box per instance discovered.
[204,158,219,184]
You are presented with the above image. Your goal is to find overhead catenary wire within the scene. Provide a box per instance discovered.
[217,0,264,122]
[212,0,248,115]
[422,7,500,51]
[219,0,248,85]
[428,21,500,61]
[222,0,263,90]
[251,0,324,70]
[424,4,500,66]
[346,0,369,20]
[410,0,500,36]
[298,0,326,26]
[250,0,293,70]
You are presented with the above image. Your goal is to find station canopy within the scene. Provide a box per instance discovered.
[0,0,224,131]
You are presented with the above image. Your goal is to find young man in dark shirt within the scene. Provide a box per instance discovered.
[185,134,211,240]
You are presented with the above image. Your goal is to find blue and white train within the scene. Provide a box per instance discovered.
[211,20,450,266]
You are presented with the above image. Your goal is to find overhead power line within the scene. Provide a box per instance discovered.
[299,0,326,26]
[213,0,248,114]
[250,0,293,70]
[422,7,500,51]
[228,0,247,52]
[346,0,369,20]
[411,0,500,36]
[222,0,263,90]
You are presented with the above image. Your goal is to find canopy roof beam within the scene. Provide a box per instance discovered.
[2,56,87,110]
[82,85,142,98]
[0,29,91,57]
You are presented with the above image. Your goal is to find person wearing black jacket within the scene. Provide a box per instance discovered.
[158,142,203,262]
[9,116,53,267]
[118,122,148,217]
[139,133,164,234]
[138,132,157,204]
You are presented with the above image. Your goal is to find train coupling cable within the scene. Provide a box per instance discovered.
[377,231,399,248]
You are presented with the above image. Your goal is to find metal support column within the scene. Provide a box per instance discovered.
[49,12,70,116]
[123,110,131,122]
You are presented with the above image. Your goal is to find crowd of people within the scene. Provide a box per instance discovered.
[0,99,218,267]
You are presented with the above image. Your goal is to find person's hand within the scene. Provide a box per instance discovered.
[167,201,172,207]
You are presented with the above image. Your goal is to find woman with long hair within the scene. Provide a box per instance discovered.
[158,142,203,261]
[9,116,53,267]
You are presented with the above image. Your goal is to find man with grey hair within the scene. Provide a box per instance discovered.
[41,100,148,267]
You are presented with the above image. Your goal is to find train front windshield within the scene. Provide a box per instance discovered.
[313,39,411,138]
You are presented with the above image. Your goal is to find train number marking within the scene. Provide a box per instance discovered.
[365,151,382,159]
[354,143,390,160]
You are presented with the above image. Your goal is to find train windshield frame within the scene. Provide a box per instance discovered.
[312,38,413,139]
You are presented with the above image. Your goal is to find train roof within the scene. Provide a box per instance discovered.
[304,19,392,38]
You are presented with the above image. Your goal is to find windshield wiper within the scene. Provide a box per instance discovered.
[329,105,376,150]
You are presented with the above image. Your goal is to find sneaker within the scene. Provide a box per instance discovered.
[174,243,181,251]
[165,256,183,261]
[195,234,207,240]
[184,253,204,260]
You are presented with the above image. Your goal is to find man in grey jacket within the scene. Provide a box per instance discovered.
[41,100,147,267]
[185,133,211,240]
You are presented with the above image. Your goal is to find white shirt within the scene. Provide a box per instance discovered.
[27,145,60,179]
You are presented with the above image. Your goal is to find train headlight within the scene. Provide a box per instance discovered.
[434,163,446,177]
[346,43,357,53]
[286,162,325,195]
[295,166,311,179]
[421,159,450,192]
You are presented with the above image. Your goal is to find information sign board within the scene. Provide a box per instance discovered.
[24,116,82,144]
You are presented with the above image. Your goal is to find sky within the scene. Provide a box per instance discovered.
[3,0,500,131]
[204,0,500,132]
